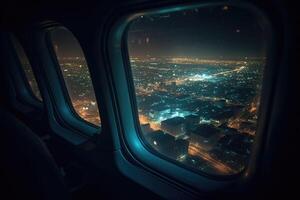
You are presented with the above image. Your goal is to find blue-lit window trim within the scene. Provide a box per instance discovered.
[8,35,43,110]
[30,23,100,142]
[108,1,275,193]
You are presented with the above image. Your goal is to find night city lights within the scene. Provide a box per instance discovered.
[130,56,263,175]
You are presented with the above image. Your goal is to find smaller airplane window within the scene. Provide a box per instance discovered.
[126,5,268,176]
[11,36,42,101]
[49,28,101,126]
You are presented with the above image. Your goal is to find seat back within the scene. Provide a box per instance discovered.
[0,108,69,200]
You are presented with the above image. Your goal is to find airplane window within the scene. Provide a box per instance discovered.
[49,28,101,126]
[126,5,267,175]
[11,36,42,101]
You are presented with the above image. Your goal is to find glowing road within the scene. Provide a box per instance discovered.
[188,143,237,175]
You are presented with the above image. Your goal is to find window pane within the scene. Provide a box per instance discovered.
[50,28,100,126]
[127,6,267,175]
[12,36,42,101]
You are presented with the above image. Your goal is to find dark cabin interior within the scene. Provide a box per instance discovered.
[0,0,299,199]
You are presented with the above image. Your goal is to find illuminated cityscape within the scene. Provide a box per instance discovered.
[58,56,100,125]
[127,5,266,175]
[51,28,101,126]
[131,56,263,175]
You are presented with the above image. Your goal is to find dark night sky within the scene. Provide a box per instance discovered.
[52,5,268,60]
[51,28,85,59]
[127,5,268,60]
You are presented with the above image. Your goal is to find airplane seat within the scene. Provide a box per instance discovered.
[0,107,70,200]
